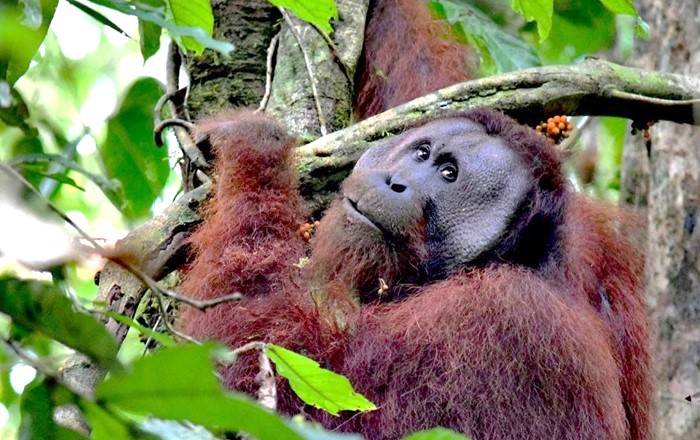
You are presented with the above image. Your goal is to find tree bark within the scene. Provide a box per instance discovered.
[622,1,700,437]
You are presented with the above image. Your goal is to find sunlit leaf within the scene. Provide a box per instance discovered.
[599,0,636,16]
[168,0,213,55]
[510,0,553,41]
[96,344,305,440]
[266,344,376,416]
[0,0,59,85]
[401,427,471,440]
[433,0,540,74]
[0,277,119,370]
[524,0,616,65]
[268,0,338,34]
[100,78,169,220]
[84,0,232,54]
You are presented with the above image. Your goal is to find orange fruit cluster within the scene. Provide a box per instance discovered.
[535,115,574,144]
[299,221,320,241]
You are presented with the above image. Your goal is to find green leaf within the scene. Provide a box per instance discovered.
[139,17,163,61]
[66,0,129,37]
[635,16,650,39]
[0,85,38,136]
[0,0,59,85]
[9,153,125,211]
[104,311,176,347]
[599,0,636,16]
[0,277,119,370]
[167,0,213,56]
[266,344,376,416]
[84,0,232,55]
[510,0,553,41]
[20,381,55,440]
[434,0,540,74]
[268,0,338,34]
[100,78,169,220]
[20,381,87,439]
[401,427,471,440]
[82,401,132,440]
[96,344,305,440]
[525,0,616,65]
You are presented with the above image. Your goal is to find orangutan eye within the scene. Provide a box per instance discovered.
[439,164,458,182]
[414,144,431,161]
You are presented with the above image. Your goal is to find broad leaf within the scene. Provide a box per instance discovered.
[266,344,376,416]
[434,0,540,74]
[20,381,87,439]
[0,0,58,85]
[599,0,636,16]
[269,0,338,34]
[168,0,213,55]
[82,401,132,440]
[96,344,305,440]
[100,78,169,220]
[402,427,471,440]
[138,3,164,62]
[0,278,119,370]
[526,0,616,65]
[510,0,553,41]
[84,0,232,55]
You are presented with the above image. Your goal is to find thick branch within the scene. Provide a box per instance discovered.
[295,59,700,197]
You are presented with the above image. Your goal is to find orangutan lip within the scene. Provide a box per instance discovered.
[343,197,382,233]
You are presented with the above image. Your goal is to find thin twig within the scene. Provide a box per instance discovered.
[257,32,280,113]
[280,8,328,135]
[3,162,237,342]
[3,162,234,310]
[152,287,199,344]
[0,162,104,252]
[231,341,265,357]
[107,255,243,310]
[3,338,87,398]
[256,347,277,411]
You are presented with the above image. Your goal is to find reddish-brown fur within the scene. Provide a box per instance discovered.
[354,0,476,120]
[178,1,652,439]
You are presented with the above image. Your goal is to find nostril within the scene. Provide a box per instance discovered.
[390,183,406,193]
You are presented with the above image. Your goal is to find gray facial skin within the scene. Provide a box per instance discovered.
[342,118,532,273]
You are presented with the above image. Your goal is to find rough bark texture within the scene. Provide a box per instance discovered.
[267,0,368,139]
[622,1,700,437]
[185,0,280,119]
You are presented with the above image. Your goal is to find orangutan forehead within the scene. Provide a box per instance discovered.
[404,117,487,138]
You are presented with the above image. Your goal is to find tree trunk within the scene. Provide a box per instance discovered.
[623,1,700,437]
